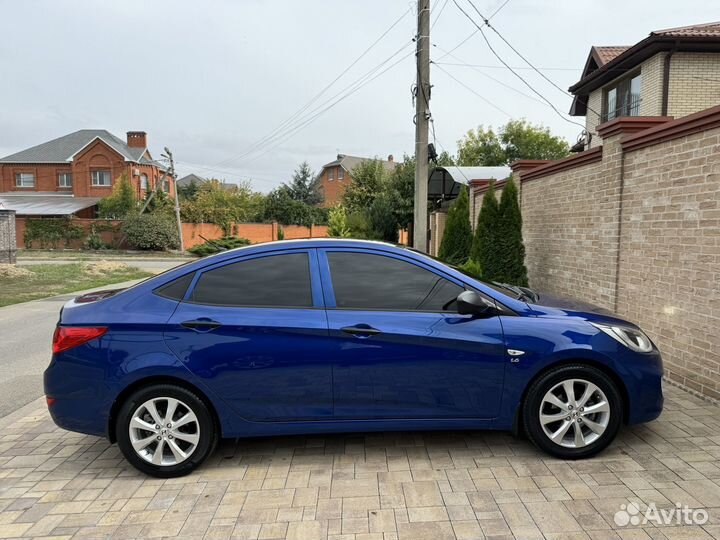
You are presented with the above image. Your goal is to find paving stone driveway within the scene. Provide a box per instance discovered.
[1,384,720,540]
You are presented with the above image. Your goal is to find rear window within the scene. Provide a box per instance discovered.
[154,272,195,301]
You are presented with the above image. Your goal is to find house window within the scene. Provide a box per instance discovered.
[15,172,35,188]
[91,170,111,186]
[140,174,148,190]
[328,168,334,181]
[58,173,72,188]
[338,167,344,180]
[604,72,641,121]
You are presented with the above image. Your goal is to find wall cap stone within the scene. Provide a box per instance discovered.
[596,116,673,139]
[519,147,603,182]
[622,104,720,152]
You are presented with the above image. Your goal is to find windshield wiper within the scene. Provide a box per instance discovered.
[492,282,537,302]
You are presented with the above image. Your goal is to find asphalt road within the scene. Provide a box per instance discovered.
[0,258,189,419]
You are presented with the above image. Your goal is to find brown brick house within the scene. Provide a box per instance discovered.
[0,130,172,217]
[570,21,720,148]
[317,154,397,207]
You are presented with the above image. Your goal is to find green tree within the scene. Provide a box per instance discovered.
[368,193,398,242]
[177,178,200,201]
[456,126,505,166]
[180,180,264,234]
[438,185,472,265]
[262,186,327,226]
[385,155,415,231]
[471,180,500,279]
[341,159,388,212]
[98,173,137,218]
[284,161,323,205]
[496,178,528,285]
[457,119,570,166]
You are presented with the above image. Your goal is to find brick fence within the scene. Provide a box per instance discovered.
[14,218,329,250]
[478,106,720,400]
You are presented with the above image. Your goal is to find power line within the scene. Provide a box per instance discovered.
[464,0,570,98]
[433,63,511,117]
[433,61,579,72]
[220,41,414,169]
[241,48,416,168]
[489,0,512,18]
[432,45,546,105]
[431,0,450,29]
[212,6,412,168]
[451,0,586,130]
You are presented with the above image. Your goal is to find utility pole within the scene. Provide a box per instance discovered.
[162,147,184,252]
[413,0,431,252]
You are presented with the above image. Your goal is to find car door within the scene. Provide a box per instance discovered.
[164,249,333,422]
[320,248,507,420]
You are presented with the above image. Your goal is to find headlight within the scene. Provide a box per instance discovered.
[590,322,653,353]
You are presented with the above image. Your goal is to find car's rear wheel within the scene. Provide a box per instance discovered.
[116,384,216,477]
[523,365,622,459]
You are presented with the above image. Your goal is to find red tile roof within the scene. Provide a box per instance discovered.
[652,21,720,38]
[593,46,630,65]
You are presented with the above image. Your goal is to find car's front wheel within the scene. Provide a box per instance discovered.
[523,365,623,459]
[116,384,217,477]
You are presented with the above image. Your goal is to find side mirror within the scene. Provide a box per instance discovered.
[456,290,494,316]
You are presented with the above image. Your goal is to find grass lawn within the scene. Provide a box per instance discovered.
[0,262,153,307]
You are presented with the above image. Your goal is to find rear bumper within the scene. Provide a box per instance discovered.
[43,356,111,438]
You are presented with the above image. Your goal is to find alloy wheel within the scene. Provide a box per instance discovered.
[129,397,200,466]
[539,378,610,449]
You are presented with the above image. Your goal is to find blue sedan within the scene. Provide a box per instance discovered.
[44,239,663,477]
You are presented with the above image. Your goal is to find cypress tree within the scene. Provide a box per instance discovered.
[438,185,472,265]
[497,178,528,286]
[471,180,501,280]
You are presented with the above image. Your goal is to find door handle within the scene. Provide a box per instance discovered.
[341,325,381,337]
[181,319,222,332]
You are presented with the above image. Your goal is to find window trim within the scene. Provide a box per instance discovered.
[91,169,112,187]
[327,167,334,181]
[182,248,323,309]
[318,248,469,313]
[603,70,641,122]
[338,167,345,180]
[58,172,73,188]
[14,172,35,188]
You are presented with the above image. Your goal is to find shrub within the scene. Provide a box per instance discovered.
[471,180,500,279]
[458,258,483,279]
[327,205,351,238]
[98,173,137,218]
[496,178,528,286]
[277,227,284,241]
[187,236,251,257]
[122,213,180,251]
[24,217,84,249]
[438,185,472,265]
[83,226,107,250]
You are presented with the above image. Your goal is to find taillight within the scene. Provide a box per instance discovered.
[52,326,108,354]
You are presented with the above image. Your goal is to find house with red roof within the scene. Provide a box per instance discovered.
[569,22,720,148]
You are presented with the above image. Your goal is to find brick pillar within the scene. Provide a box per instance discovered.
[0,209,17,264]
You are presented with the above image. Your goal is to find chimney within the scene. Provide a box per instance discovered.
[126,131,147,148]
[387,154,394,162]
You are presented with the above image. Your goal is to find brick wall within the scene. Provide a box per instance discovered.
[668,52,720,118]
[181,222,329,249]
[515,106,720,400]
[639,52,665,116]
[318,166,347,207]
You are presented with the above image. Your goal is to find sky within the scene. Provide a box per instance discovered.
[1,0,718,192]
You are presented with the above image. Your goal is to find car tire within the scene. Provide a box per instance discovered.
[522,364,623,459]
[116,384,217,478]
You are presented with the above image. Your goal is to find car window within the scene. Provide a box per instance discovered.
[190,252,312,307]
[327,252,464,311]
[155,272,195,301]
